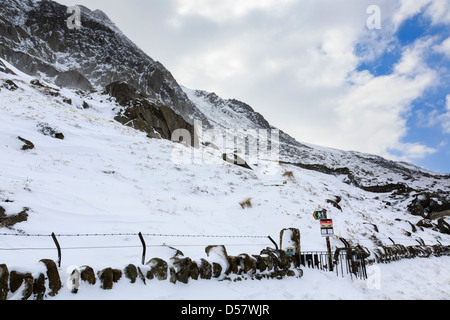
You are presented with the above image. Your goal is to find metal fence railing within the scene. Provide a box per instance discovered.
[300,250,368,280]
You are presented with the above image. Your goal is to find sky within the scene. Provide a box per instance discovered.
[55,0,450,174]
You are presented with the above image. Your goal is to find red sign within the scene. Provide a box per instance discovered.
[320,219,333,228]
[320,219,333,237]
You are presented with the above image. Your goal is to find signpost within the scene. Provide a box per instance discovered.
[313,210,325,220]
[315,209,333,271]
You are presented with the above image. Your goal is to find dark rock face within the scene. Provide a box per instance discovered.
[0,59,15,75]
[408,193,450,219]
[108,81,198,146]
[55,70,93,91]
[0,0,209,125]
[222,153,252,170]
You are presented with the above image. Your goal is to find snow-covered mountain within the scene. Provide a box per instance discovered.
[0,0,449,300]
[0,0,209,124]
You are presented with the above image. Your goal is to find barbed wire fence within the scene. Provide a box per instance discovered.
[1,231,446,281]
[0,232,279,267]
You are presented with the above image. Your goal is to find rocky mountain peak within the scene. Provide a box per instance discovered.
[0,0,209,124]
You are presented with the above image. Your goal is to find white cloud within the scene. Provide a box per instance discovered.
[392,143,437,160]
[174,0,295,22]
[392,0,450,28]
[426,0,450,25]
[392,0,431,29]
[166,0,442,163]
[434,37,450,59]
[441,95,450,133]
[54,0,448,164]
[394,38,436,75]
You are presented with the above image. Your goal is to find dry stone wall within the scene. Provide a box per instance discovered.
[0,246,303,300]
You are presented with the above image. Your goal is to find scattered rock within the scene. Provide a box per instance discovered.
[30,79,60,97]
[222,153,252,170]
[37,122,64,140]
[417,219,434,228]
[239,198,253,209]
[437,218,450,235]
[18,136,34,150]
[0,207,29,227]
[2,79,19,91]
[82,101,90,109]
[326,198,342,211]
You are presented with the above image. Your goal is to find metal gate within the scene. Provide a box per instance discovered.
[300,250,367,280]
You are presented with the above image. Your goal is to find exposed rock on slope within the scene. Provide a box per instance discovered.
[107,81,197,145]
[0,0,209,124]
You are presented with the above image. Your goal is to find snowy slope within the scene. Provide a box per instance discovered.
[183,87,450,195]
[1,58,450,300]
[0,0,449,301]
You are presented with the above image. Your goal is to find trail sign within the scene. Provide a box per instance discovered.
[320,219,334,237]
[313,210,325,220]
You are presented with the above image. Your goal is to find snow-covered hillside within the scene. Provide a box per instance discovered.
[0,0,449,301]
[1,59,449,300]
